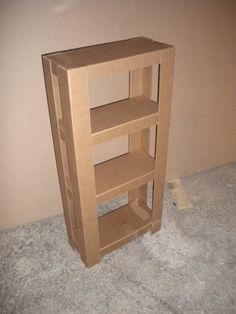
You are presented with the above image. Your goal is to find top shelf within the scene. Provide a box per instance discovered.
[44,37,173,70]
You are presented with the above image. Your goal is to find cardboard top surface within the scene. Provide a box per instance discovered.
[43,37,173,70]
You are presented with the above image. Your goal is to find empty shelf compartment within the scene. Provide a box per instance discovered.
[91,95,158,144]
[95,150,155,204]
[99,199,152,255]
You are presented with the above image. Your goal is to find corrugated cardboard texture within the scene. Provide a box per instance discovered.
[1,0,236,230]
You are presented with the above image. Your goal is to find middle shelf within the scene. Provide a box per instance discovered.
[90,95,158,145]
[95,150,155,204]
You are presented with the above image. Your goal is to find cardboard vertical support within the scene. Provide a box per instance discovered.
[42,58,77,248]
[128,66,152,204]
[152,49,175,233]
[57,67,101,267]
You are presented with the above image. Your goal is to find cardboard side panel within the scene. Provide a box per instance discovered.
[128,66,153,204]
[57,67,101,267]
[152,48,175,232]
[42,58,77,248]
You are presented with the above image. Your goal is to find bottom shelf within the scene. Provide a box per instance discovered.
[98,199,153,255]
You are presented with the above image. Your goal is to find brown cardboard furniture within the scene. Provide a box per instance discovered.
[42,37,175,267]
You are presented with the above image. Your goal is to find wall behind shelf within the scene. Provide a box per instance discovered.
[1,0,236,230]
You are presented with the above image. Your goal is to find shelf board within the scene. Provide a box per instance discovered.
[91,96,158,145]
[99,199,152,255]
[95,150,155,204]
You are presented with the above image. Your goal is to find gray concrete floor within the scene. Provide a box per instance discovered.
[1,163,236,314]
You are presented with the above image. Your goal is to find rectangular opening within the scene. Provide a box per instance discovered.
[92,136,128,165]
[97,195,152,255]
[90,96,158,145]
[52,73,63,119]
[151,63,159,103]
[94,149,155,204]
[92,123,157,205]
[95,175,154,255]
[97,193,128,217]
[97,182,154,218]
[88,71,129,109]
[88,65,159,146]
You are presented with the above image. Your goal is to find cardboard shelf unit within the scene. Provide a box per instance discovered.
[42,37,175,267]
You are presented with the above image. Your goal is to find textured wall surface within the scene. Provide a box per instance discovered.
[1,0,236,229]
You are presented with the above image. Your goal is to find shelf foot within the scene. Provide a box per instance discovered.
[151,220,161,234]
